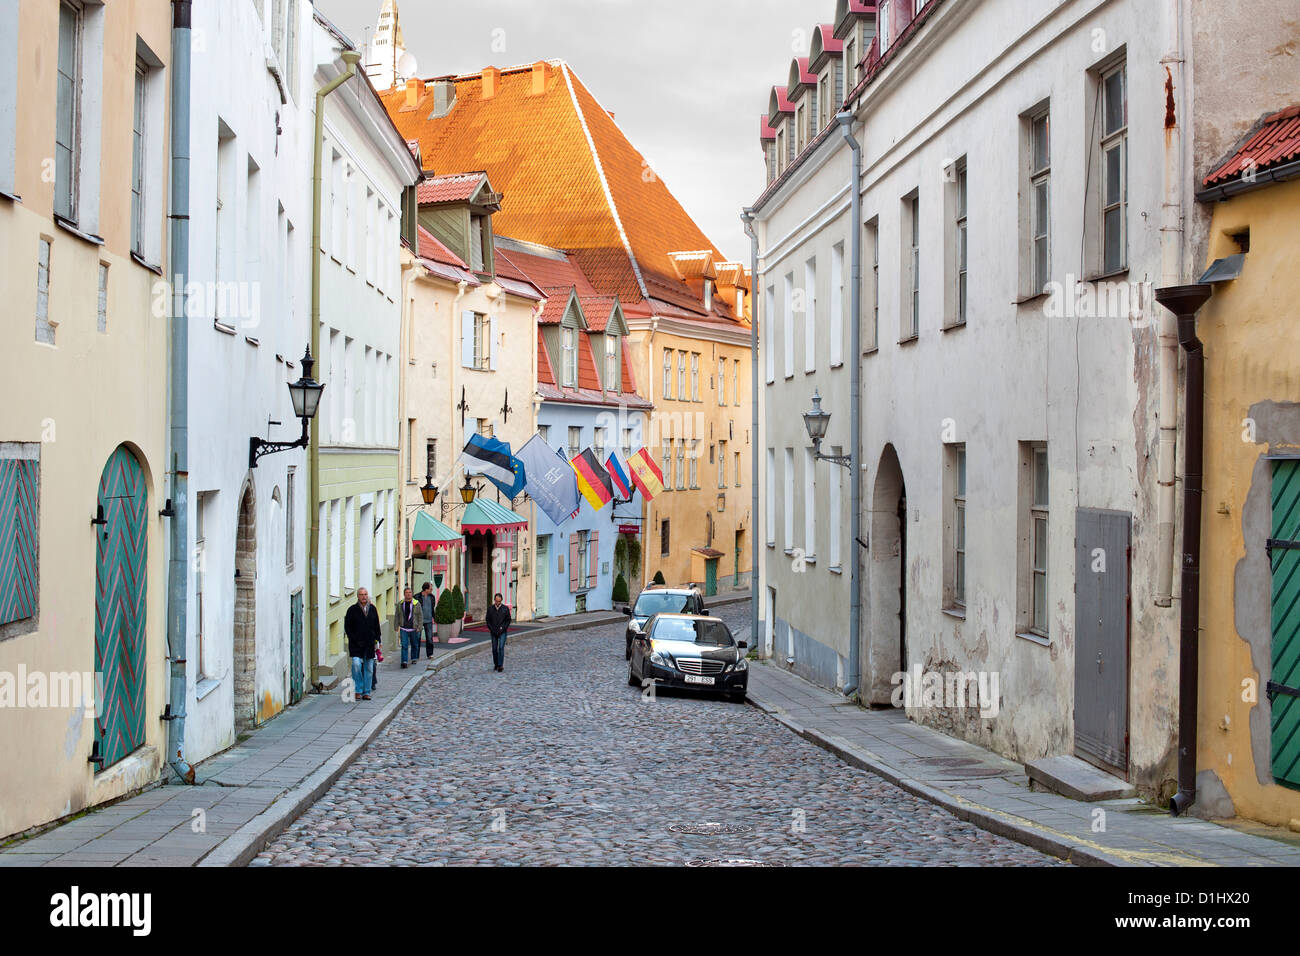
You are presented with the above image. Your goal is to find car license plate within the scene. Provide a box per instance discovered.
[684,674,715,686]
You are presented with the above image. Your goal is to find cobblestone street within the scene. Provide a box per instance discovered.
[256,604,1061,866]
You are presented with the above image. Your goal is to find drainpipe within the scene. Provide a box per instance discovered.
[309,48,361,682]
[1155,0,1188,606]
[741,210,760,656]
[1156,283,1212,817]
[837,111,863,699]
[164,0,194,785]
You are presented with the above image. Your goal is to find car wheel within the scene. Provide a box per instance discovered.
[730,690,747,704]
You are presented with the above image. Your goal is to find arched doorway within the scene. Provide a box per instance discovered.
[234,484,257,730]
[868,444,907,705]
[94,445,148,769]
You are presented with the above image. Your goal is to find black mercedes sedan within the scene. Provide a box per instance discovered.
[627,613,748,703]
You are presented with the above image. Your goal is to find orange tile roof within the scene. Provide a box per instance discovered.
[417,171,487,204]
[380,62,743,327]
[1202,104,1300,187]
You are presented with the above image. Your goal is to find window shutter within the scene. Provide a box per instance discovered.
[568,533,580,592]
[588,530,599,588]
[461,311,475,368]
[0,458,37,626]
[489,312,498,371]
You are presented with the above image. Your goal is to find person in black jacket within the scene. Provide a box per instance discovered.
[344,587,381,700]
[485,592,511,673]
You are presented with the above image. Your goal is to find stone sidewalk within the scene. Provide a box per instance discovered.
[747,662,1300,866]
[0,606,633,867]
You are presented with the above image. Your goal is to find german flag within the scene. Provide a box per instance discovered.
[571,448,614,510]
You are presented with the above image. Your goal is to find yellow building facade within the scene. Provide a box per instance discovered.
[0,0,173,838]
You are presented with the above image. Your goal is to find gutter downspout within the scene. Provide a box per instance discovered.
[741,210,760,657]
[1156,283,1212,817]
[1155,0,1188,606]
[164,0,194,784]
[309,49,360,683]
[837,112,863,699]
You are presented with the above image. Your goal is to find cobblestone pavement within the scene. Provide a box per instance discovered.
[257,604,1063,866]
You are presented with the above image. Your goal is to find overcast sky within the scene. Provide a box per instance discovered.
[316,0,828,259]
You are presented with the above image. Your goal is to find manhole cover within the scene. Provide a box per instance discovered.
[687,858,779,867]
[668,822,753,836]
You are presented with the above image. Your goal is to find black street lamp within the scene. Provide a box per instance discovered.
[803,390,851,467]
[249,346,324,469]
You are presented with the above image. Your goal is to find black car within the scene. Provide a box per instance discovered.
[628,613,748,703]
[623,586,706,659]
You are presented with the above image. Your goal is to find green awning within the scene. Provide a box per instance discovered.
[460,497,528,535]
[411,510,464,552]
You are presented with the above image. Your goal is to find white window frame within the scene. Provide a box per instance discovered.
[783,448,795,552]
[830,242,844,366]
[562,327,577,387]
[803,448,817,561]
[782,273,795,378]
[691,353,700,401]
[803,258,817,373]
[1030,445,1049,636]
[1099,62,1128,275]
[1029,107,1051,295]
[663,348,673,398]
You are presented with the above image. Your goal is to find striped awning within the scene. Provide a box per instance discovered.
[460,497,528,535]
[411,510,464,552]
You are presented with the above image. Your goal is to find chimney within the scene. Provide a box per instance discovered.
[430,79,457,118]
[404,77,422,108]
[530,60,550,96]
[481,66,500,100]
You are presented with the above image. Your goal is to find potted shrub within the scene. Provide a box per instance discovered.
[434,588,456,641]
[612,572,629,605]
[653,570,666,585]
[450,584,466,640]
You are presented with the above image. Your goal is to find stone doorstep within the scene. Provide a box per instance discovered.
[1024,754,1137,802]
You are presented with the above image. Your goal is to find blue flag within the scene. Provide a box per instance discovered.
[517,433,580,525]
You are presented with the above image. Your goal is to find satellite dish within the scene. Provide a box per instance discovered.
[397,52,418,78]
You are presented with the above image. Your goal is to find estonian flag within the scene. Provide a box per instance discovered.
[571,448,614,510]
[461,433,518,490]
[605,449,634,500]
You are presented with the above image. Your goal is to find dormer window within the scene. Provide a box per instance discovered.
[879,1,892,54]
[604,334,619,391]
[818,74,830,130]
[470,213,486,271]
[562,327,577,387]
[845,36,856,86]
[776,127,786,172]
[703,278,713,311]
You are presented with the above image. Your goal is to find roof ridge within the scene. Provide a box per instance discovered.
[561,63,650,302]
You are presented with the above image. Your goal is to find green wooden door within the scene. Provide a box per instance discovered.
[1270,460,1300,788]
[289,590,304,705]
[704,557,718,597]
[94,445,148,770]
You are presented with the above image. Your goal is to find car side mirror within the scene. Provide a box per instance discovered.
[623,607,632,616]
[737,641,748,649]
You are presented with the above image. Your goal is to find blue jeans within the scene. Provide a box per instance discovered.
[350,656,374,697]
[400,628,420,664]
[423,621,435,649]
[490,631,507,668]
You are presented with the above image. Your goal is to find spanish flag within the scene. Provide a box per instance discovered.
[571,448,614,510]
[627,447,665,501]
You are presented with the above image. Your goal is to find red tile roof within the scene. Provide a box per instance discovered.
[417,225,467,268]
[537,331,555,386]
[381,62,742,326]
[416,171,487,204]
[1202,105,1300,188]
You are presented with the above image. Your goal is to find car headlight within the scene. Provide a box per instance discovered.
[733,658,748,672]
[650,648,672,667]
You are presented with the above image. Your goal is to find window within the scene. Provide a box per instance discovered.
[131,59,147,257]
[765,448,776,546]
[678,351,686,400]
[0,445,38,630]
[676,442,686,490]
[425,439,437,481]
[718,440,728,488]
[663,348,673,398]
[803,258,817,373]
[55,1,83,223]
[804,448,817,560]
[662,443,672,492]
[35,238,53,345]
[1027,107,1051,295]
[661,519,670,556]
[691,353,700,401]
[947,158,968,327]
[195,491,214,675]
[718,358,726,406]
[344,496,355,591]
[828,445,842,570]
[879,1,892,54]
[1029,445,1049,635]
[845,36,857,89]
[903,193,920,339]
[471,312,489,369]
[783,448,795,550]
[575,530,589,592]
[593,427,606,464]
[782,273,795,377]
[477,418,492,439]
[732,359,740,406]
[539,424,551,446]
[621,427,633,457]
[796,101,807,152]
[865,218,879,351]
[734,451,742,488]
[830,242,844,366]
[285,467,296,570]
[561,327,577,386]
[775,127,786,174]
[1100,63,1127,274]
[96,261,108,333]
[567,426,581,461]
[947,444,967,608]
[0,2,16,198]
[689,442,699,488]
[818,74,830,132]
[604,335,619,391]
[764,285,775,383]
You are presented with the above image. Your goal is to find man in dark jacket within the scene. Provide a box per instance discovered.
[418,582,436,653]
[344,587,381,700]
[485,592,511,673]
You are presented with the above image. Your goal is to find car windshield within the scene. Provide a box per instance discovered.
[633,591,693,617]
[651,617,733,647]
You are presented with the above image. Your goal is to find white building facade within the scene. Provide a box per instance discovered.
[754,0,1198,799]
[185,0,315,761]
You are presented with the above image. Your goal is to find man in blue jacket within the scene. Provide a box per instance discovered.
[485,593,511,673]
